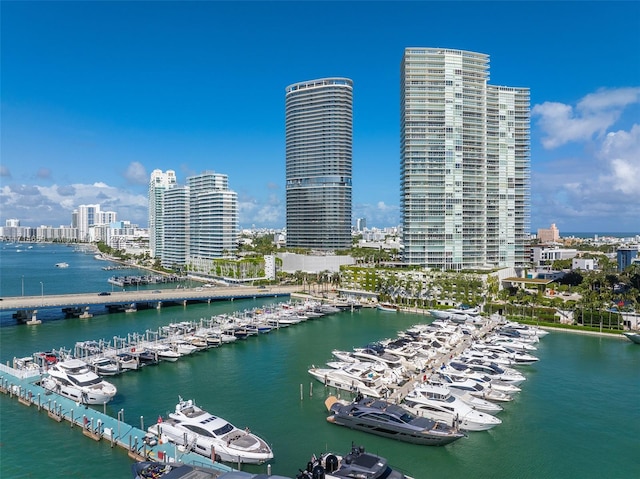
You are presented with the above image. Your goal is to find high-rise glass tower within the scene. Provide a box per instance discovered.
[400,48,530,270]
[285,77,353,250]
[161,186,189,269]
[187,172,238,260]
[148,169,177,258]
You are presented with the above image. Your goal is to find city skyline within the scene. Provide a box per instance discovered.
[2,1,639,233]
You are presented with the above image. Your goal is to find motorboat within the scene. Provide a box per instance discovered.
[435,374,513,403]
[87,356,121,376]
[308,364,390,398]
[440,364,522,395]
[454,359,526,385]
[116,352,140,370]
[40,358,117,404]
[145,344,181,362]
[324,395,465,446]
[445,387,504,414]
[377,302,398,312]
[402,383,501,431]
[623,331,640,344]
[55,262,69,268]
[132,461,291,479]
[147,397,273,465]
[296,443,411,479]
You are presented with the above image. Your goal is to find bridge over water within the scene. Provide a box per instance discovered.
[0,285,301,323]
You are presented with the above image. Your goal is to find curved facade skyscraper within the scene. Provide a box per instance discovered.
[285,78,353,250]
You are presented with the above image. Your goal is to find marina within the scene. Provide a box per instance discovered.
[1,244,639,478]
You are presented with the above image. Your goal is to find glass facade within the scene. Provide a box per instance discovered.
[148,169,177,258]
[187,172,238,260]
[400,48,530,270]
[285,78,353,250]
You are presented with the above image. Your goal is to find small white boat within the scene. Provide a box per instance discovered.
[377,302,398,312]
[145,344,181,362]
[87,356,120,376]
[147,397,273,464]
[55,262,69,268]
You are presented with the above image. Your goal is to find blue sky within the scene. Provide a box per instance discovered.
[2,1,639,233]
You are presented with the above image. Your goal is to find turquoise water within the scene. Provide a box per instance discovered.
[1,244,639,478]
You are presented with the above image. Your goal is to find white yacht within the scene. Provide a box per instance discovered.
[145,343,181,362]
[147,397,273,465]
[308,363,389,398]
[403,383,502,431]
[41,358,117,404]
[87,356,121,376]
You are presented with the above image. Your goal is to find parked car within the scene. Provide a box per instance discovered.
[98,291,111,296]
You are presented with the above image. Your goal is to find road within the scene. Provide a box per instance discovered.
[0,285,302,312]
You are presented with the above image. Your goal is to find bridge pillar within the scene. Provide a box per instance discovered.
[183,300,187,307]
[26,310,42,325]
[156,301,162,310]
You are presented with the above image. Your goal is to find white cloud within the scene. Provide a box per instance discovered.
[124,161,148,184]
[0,182,149,227]
[532,87,640,149]
[531,89,640,231]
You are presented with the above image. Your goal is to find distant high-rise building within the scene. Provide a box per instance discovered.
[356,218,367,232]
[148,169,177,258]
[285,77,353,250]
[538,223,560,243]
[187,172,238,259]
[400,48,530,270]
[74,204,117,242]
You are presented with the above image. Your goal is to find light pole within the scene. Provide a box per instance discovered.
[40,281,44,306]
[21,275,24,296]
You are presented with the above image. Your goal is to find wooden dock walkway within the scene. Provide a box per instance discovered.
[388,316,500,403]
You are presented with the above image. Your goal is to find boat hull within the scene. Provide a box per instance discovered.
[623,332,640,344]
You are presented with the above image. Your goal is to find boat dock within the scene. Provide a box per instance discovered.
[388,316,501,403]
[0,365,237,472]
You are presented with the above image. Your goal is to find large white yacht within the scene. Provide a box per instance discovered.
[41,358,117,404]
[147,397,273,465]
[402,383,502,431]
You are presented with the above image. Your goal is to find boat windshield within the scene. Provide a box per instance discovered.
[213,423,234,436]
[73,377,104,387]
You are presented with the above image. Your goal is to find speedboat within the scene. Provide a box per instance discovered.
[147,397,273,465]
[87,356,121,376]
[308,364,389,398]
[145,344,181,362]
[377,302,398,312]
[623,331,640,344]
[324,395,465,446]
[41,358,117,404]
[116,352,140,370]
[436,374,513,403]
[402,384,501,431]
[296,443,411,479]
